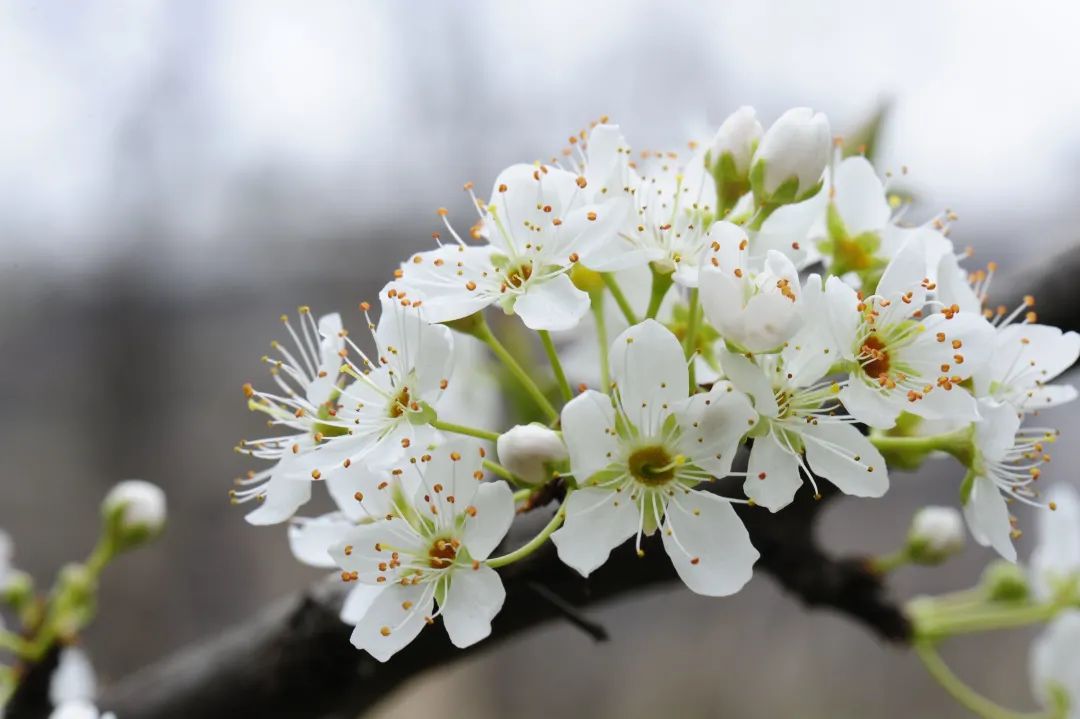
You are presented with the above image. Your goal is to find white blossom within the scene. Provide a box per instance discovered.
[328,438,515,661]
[974,323,1080,411]
[699,222,804,352]
[551,320,759,596]
[396,163,626,331]
[236,297,453,525]
[827,236,995,429]
[719,277,889,511]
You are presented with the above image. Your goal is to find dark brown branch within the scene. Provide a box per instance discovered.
[79,482,906,719]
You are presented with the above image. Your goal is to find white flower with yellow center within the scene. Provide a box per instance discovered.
[235,295,453,525]
[827,236,995,429]
[718,277,889,512]
[551,320,759,596]
[397,163,626,331]
[962,398,1058,562]
[328,438,515,662]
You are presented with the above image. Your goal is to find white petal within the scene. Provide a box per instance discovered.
[839,379,899,429]
[441,564,506,649]
[349,582,433,662]
[560,390,620,482]
[244,466,312,526]
[376,292,455,398]
[325,463,400,522]
[974,399,1021,463]
[962,473,1016,562]
[908,384,981,423]
[551,487,639,577]
[306,312,345,405]
[419,437,485,513]
[662,490,758,596]
[801,421,888,498]
[783,274,837,385]
[674,381,757,475]
[877,233,931,300]
[833,157,889,235]
[49,701,102,719]
[745,433,803,512]
[719,350,779,417]
[340,584,386,625]
[288,513,354,568]
[397,244,498,323]
[609,319,687,434]
[329,521,423,583]
[740,291,801,352]
[513,273,590,331]
[824,276,860,360]
[1029,610,1080,710]
[462,481,515,561]
[1025,383,1078,410]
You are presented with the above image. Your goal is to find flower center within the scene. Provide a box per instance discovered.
[628,445,677,487]
[505,262,533,289]
[860,335,891,379]
[428,537,458,569]
[388,386,412,418]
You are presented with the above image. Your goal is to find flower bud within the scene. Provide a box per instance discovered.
[907,506,965,564]
[709,106,763,179]
[707,107,763,214]
[750,107,831,204]
[981,560,1030,602]
[496,424,568,486]
[102,480,166,550]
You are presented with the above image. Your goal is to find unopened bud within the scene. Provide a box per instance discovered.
[496,424,568,486]
[102,480,167,550]
[907,506,965,564]
[708,106,763,178]
[751,107,831,204]
[982,560,1030,602]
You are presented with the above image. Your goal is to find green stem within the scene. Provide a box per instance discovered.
[487,501,568,569]
[432,419,500,443]
[869,428,972,463]
[0,630,33,657]
[512,487,532,503]
[684,287,700,392]
[592,298,611,393]
[869,548,911,574]
[473,317,560,423]
[483,459,529,488]
[915,641,1049,719]
[915,601,1064,640]
[645,268,674,320]
[602,273,638,326]
[539,330,572,403]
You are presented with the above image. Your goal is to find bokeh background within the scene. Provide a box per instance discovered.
[2,1,1079,716]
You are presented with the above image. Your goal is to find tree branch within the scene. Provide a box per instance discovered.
[81,483,906,719]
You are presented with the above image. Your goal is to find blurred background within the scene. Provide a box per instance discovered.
[2,1,1079,716]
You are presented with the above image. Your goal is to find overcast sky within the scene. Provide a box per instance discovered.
[2,0,1078,270]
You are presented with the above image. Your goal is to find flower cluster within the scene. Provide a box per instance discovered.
[234,106,1078,664]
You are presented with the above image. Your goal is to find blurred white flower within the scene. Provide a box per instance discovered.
[102,480,166,535]
[552,320,759,596]
[908,506,965,561]
[1030,483,1080,600]
[707,106,762,179]
[1029,610,1080,718]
